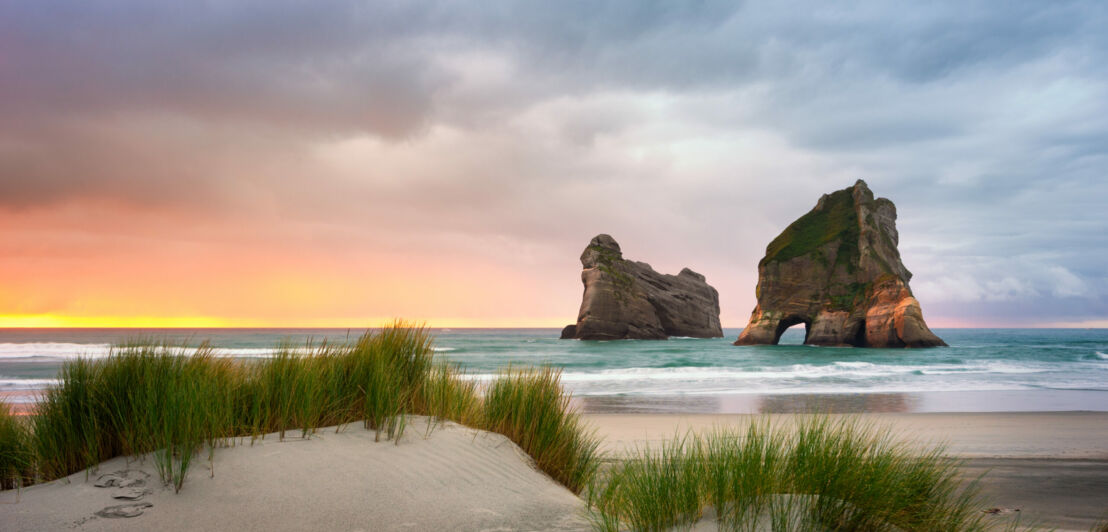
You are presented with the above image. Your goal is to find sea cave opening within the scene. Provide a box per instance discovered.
[774,316,810,345]
[848,319,868,347]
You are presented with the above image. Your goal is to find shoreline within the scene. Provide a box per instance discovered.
[9,388,1108,416]
[583,412,1108,459]
[573,389,1108,415]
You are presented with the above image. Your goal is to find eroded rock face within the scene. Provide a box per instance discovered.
[735,180,945,348]
[562,234,722,340]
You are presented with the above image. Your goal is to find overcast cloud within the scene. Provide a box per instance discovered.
[1,1,1105,326]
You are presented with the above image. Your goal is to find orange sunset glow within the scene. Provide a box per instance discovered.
[1,202,579,328]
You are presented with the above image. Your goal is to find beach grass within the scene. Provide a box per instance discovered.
[419,362,480,428]
[480,366,600,494]
[30,358,103,481]
[8,322,600,496]
[0,400,34,490]
[702,419,789,530]
[30,343,239,492]
[587,416,989,531]
[587,433,705,531]
[25,324,445,488]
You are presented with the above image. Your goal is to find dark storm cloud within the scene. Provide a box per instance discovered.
[0,2,465,208]
[1,0,1106,324]
[0,1,443,130]
[3,1,1102,156]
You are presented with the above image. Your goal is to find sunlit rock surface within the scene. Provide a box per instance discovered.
[736,180,945,348]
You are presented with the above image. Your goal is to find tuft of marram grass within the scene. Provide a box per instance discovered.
[786,416,983,531]
[480,366,600,494]
[32,343,241,492]
[0,400,34,490]
[702,419,789,530]
[587,416,990,532]
[31,358,103,481]
[419,362,480,429]
[587,433,705,532]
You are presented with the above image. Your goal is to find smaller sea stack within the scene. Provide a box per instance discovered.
[736,180,945,348]
[561,234,722,340]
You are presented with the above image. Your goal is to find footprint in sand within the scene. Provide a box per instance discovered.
[93,474,121,488]
[111,487,150,500]
[91,470,154,518]
[95,502,153,518]
[93,469,150,488]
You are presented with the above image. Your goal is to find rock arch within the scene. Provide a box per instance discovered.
[773,315,810,344]
[735,180,945,348]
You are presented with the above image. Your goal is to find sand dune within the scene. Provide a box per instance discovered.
[0,417,590,532]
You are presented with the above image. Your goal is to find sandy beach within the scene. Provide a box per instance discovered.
[587,412,1108,531]
[3,412,1106,531]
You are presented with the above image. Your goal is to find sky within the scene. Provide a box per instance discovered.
[1,1,1106,328]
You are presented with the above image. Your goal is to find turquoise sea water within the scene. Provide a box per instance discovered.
[1,328,1106,413]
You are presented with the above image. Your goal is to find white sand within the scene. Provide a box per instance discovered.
[0,417,590,532]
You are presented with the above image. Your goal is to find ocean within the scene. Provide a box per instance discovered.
[2,328,1106,414]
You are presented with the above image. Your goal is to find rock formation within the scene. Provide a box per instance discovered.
[735,180,945,348]
[561,234,722,340]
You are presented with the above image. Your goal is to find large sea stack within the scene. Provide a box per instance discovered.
[561,234,722,340]
[735,180,945,348]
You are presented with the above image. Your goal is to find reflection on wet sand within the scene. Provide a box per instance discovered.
[575,393,917,414]
[574,390,1108,414]
[574,395,722,414]
[754,393,914,413]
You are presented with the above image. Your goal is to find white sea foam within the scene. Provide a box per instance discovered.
[2,331,1104,401]
[461,360,1055,387]
[832,361,873,369]
[0,342,296,360]
[0,343,113,359]
[574,383,1040,396]
[0,378,59,390]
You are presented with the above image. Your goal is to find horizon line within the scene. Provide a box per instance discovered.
[1,325,1104,330]
[2,313,1104,330]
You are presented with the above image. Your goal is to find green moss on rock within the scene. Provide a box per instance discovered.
[588,244,622,267]
[592,246,635,304]
[761,188,861,267]
[827,282,869,311]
